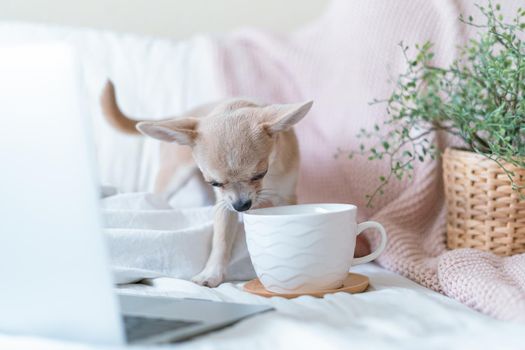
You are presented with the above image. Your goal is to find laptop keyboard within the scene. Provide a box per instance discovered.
[123,315,200,342]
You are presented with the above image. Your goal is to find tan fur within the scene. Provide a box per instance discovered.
[100,81,140,134]
[100,80,312,286]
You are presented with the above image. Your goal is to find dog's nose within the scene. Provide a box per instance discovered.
[233,199,252,212]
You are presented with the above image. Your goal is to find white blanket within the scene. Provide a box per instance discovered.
[101,191,255,284]
[2,264,524,350]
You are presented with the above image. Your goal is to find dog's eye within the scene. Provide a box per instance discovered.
[209,181,224,188]
[250,171,267,182]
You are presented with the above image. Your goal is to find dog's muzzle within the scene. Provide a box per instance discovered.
[233,199,252,212]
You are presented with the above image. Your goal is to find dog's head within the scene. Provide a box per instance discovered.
[137,99,312,212]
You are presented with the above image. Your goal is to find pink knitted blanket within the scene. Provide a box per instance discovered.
[213,0,525,320]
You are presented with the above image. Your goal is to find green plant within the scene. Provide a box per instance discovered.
[350,2,525,207]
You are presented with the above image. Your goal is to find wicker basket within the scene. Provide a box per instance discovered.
[442,148,525,256]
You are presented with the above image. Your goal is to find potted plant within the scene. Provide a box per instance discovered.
[352,2,525,256]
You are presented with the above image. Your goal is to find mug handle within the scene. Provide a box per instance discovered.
[351,221,388,266]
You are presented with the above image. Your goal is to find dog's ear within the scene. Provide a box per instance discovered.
[261,101,313,135]
[136,118,199,146]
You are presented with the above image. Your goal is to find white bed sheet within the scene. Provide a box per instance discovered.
[2,264,524,350]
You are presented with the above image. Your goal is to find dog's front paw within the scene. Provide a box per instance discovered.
[191,267,225,287]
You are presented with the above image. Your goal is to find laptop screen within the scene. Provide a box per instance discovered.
[0,43,125,345]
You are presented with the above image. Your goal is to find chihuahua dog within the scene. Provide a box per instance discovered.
[100,81,313,287]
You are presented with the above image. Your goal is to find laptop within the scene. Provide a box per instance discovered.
[0,43,271,346]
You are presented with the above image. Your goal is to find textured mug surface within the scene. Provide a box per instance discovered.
[243,203,387,293]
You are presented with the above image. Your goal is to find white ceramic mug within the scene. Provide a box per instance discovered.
[243,203,387,293]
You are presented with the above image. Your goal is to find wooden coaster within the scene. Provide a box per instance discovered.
[243,273,369,299]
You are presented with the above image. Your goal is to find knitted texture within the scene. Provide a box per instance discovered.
[439,250,525,321]
[213,0,525,320]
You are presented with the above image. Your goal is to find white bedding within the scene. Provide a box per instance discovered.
[117,265,525,350]
[2,264,524,350]
[102,191,255,284]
